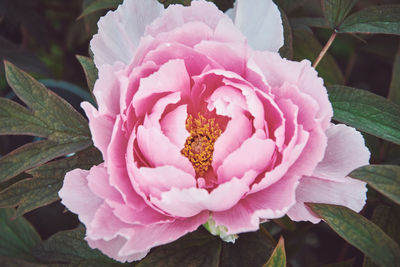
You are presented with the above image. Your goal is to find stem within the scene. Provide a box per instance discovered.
[312,31,337,69]
[260,225,277,245]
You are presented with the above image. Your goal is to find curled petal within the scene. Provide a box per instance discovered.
[81,102,114,163]
[117,211,209,257]
[87,236,149,263]
[150,177,251,217]
[160,104,190,149]
[137,166,197,198]
[212,110,252,170]
[249,51,333,130]
[213,173,300,234]
[217,132,275,183]
[136,125,195,176]
[87,164,123,205]
[132,59,190,117]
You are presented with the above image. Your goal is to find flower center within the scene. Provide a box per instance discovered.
[181,114,221,176]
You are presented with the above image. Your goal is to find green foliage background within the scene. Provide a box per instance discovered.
[1,0,400,266]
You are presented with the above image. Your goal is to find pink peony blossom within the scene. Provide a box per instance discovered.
[59,0,370,262]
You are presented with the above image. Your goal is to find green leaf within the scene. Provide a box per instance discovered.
[322,0,358,29]
[293,29,344,85]
[219,229,275,267]
[279,9,293,60]
[137,228,221,267]
[389,45,400,105]
[263,236,286,267]
[339,5,400,35]
[320,258,355,267]
[0,208,41,262]
[363,205,400,267]
[0,98,51,137]
[0,140,91,183]
[327,85,400,145]
[78,0,123,19]
[349,165,400,205]
[32,227,123,266]
[1,61,93,182]
[0,147,102,217]
[307,203,400,267]
[4,61,90,140]
[76,55,98,96]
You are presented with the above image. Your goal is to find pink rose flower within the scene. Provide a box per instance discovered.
[59,0,370,262]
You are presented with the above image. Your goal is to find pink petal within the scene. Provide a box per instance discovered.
[87,203,131,241]
[86,164,123,204]
[195,70,266,130]
[111,203,173,225]
[58,168,103,226]
[117,211,209,257]
[136,125,195,176]
[143,42,220,76]
[132,59,190,117]
[146,1,225,37]
[92,62,125,117]
[121,61,159,114]
[289,126,326,176]
[207,85,248,116]
[213,172,300,234]
[231,0,283,52]
[275,82,319,131]
[194,40,247,76]
[150,21,213,48]
[107,116,148,210]
[217,132,276,183]
[212,110,252,170]
[87,236,148,263]
[145,92,182,130]
[250,125,310,193]
[312,124,370,181]
[160,104,190,149]
[126,129,171,214]
[255,89,285,147]
[81,102,114,163]
[287,176,367,223]
[90,0,164,67]
[137,165,197,198]
[151,178,250,217]
[277,97,326,177]
[220,77,267,130]
[250,51,333,130]
[213,16,246,44]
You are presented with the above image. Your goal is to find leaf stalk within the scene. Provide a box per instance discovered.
[313,31,337,68]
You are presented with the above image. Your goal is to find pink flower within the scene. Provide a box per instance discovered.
[59,0,370,262]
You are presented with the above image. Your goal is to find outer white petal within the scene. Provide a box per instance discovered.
[312,124,371,182]
[90,0,164,68]
[230,0,284,52]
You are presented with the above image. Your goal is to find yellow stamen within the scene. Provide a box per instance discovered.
[181,114,221,176]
